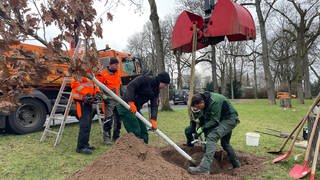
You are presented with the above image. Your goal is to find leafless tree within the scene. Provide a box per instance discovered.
[269,0,320,103]
[254,0,277,104]
[148,0,172,110]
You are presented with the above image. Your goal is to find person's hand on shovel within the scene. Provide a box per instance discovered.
[196,127,203,136]
[149,119,157,130]
[128,101,137,113]
[193,127,203,141]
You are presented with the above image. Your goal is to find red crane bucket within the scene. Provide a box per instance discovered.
[171,0,256,53]
[171,11,208,53]
[204,0,256,41]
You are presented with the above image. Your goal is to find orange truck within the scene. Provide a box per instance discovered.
[0,43,141,134]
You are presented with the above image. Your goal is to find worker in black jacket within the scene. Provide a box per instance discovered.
[117,71,170,143]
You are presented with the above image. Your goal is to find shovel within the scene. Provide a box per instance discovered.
[310,131,320,180]
[289,109,320,179]
[269,93,320,155]
[255,130,303,140]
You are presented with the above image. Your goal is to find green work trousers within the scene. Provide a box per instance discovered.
[199,118,240,170]
[117,105,148,144]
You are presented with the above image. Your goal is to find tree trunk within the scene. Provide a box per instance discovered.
[221,63,227,96]
[295,29,306,104]
[187,24,197,115]
[253,58,258,99]
[148,0,172,111]
[210,45,219,92]
[304,58,312,99]
[255,0,276,104]
[229,61,234,99]
[175,51,183,89]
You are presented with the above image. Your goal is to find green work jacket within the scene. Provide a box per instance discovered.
[194,92,238,133]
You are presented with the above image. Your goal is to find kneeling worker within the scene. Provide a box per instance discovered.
[117,71,170,144]
[187,92,240,175]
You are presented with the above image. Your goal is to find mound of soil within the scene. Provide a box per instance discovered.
[68,134,266,180]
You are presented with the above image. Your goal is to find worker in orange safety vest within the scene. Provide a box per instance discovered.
[71,76,100,155]
[96,57,122,145]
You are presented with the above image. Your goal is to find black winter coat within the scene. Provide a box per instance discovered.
[123,75,160,120]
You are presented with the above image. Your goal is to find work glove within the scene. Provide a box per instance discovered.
[196,127,203,135]
[83,94,94,104]
[128,101,137,113]
[96,92,108,100]
[149,119,157,130]
[194,127,203,140]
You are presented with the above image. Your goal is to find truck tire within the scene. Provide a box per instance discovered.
[8,98,47,134]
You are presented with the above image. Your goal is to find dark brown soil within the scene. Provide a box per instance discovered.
[68,134,266,180]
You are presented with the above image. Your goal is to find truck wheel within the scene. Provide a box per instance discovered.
[8,98,47,134]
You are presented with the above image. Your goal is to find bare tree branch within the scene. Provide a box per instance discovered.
[266,1,298,30]
[263,0,277,24]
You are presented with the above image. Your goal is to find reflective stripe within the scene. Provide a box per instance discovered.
[75,85,84,92]
[75,84,94,92]
[82,82,94,87]
[72,94,83,99]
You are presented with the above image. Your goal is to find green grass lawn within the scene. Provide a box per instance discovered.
[0,99,319,179]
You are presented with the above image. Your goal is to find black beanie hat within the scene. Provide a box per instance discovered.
[109,58,119,65]
[156,71,170,84]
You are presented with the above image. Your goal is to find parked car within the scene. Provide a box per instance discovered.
[173,89,189,105]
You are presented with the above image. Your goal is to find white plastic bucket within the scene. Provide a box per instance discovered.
[246,132,260,146]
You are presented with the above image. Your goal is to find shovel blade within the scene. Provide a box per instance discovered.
[272,152,290,163]
[289,164,311,179]
[267,150,282,154]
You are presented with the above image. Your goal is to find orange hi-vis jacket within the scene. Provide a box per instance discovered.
[71,77,100,118]
[71,77,100,101]
[97,69,121,96]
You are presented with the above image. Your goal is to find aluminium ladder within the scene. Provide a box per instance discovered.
[40,77,73,146]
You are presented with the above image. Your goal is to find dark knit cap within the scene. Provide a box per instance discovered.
[156,71,170,84]
[109,58,119,65]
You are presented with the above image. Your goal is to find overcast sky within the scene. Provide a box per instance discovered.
[95,0,175,51]
[26,1,174,51]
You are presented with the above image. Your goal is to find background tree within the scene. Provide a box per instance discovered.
[269,0,320,103]
[148,0,172,111]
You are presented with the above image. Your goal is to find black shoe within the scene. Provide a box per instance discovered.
[187,166,210,175]
[87,145,96,151]
[76,148,92,155]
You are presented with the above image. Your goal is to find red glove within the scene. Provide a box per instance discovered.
[150,119,157,130]
[128,101,137,113]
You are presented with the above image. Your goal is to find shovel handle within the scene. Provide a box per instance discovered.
[304,109,320,162]
[310,131,320,180]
